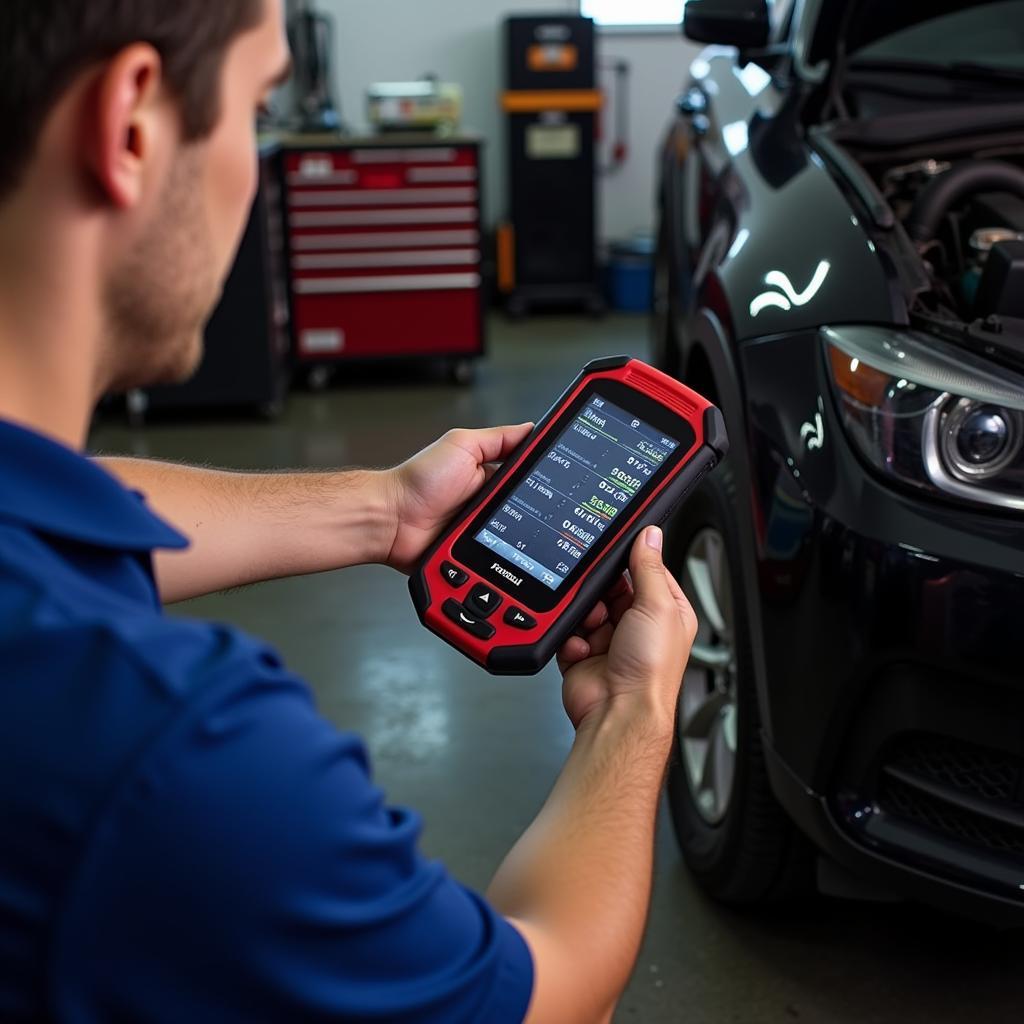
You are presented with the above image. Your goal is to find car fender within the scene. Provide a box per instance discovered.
[684,76,902,340]
[682,309,776,742]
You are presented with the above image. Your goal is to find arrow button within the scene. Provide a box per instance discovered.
[466,584,503,619]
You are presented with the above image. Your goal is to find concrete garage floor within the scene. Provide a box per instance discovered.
[92,315,1023,1023]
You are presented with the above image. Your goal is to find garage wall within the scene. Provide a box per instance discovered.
[596,30,698,240]
[308,0,701,242]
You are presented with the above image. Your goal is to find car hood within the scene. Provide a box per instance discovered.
[800,0,1018,83]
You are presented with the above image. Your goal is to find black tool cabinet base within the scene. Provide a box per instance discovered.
[504,283,606,319]
[115,143,291,425]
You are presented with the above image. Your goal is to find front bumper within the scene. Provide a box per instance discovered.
[765,732,1024,929]
[742,329,1024,924]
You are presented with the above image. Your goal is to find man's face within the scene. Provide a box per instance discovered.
[105,0,290,391]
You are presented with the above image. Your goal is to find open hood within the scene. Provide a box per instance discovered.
[795,0,1024,92]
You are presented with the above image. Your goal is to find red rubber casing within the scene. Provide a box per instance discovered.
[409,356,729,674]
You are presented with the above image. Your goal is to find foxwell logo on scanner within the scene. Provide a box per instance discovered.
[491,563,524,587]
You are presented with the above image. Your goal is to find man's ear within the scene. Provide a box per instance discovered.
[84,44,168,209]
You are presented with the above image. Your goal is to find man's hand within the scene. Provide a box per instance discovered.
[383,423,533,574]
[556,526,697,731]
[487,526,699,1024]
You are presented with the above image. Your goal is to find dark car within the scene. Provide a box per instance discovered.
[653,0,1024,926]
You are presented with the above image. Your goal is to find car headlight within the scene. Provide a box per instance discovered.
[823,325,1024,511]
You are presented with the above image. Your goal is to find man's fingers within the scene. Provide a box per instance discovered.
[582,621,614,658]
[578,601,608,634]
[665,569,699,640]
[557,635,591,672]
[607,576,635,625]
[628,527,695,636]
[628,527,674,614]
[450,423,534,466]
[664,566,686,607]
[663,566,687,609]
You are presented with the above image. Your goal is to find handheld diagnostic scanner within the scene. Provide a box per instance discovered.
[410,356,729,675]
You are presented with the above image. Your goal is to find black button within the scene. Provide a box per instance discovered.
[443,599,496,640]
[504,607,537,630]
[465,584,503,619]
[440,561,468,588]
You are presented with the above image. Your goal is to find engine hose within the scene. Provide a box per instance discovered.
[906,160,1024,244]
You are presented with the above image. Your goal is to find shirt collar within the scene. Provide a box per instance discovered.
[0,419,189,552]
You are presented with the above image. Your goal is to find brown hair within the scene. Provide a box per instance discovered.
[0,0,264,198]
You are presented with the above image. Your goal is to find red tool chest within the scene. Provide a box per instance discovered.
[281,136,485,380]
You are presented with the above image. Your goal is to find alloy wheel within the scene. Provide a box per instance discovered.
[678,527,738,825]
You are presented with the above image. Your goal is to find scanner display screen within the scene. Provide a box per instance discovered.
[474,395,680,591]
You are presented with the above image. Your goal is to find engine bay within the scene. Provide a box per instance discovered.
[877,154,1024,326]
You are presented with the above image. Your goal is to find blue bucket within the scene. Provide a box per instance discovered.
[606,236,655,313]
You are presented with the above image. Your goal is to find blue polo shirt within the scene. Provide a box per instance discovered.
[0,419,533,1023]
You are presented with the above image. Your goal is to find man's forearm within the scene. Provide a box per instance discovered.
[487,697,674,1024]
[98,458,397,603]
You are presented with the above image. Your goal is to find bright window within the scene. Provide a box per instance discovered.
[580,0,686,28]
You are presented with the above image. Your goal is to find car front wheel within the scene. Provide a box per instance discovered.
[665,462,812,905]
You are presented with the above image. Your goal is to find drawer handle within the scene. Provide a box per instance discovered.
[287,170,358,187]
[407,167,478,183]
[352,147,459,164]
[289,187,477,208]
[295,249,480,270]
[292,208,477,228]
[293,229,480,251]
[295,272,481,295]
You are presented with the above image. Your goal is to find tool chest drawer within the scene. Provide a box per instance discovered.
[281,138,485,369]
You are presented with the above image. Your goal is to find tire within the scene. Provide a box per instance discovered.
[665,460,813,905]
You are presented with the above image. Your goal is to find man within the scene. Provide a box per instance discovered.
[0,2,697,1021]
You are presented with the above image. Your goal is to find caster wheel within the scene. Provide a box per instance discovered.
[450,359,476,385]
[126,389,149,428]
[307,365,332,392]
[258,397,286,421]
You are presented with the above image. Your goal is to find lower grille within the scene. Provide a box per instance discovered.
[876,733,1024,861]
[889,734,1020,805]
[878,776,1024,859]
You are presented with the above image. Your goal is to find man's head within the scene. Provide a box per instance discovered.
[0,1,291,392]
